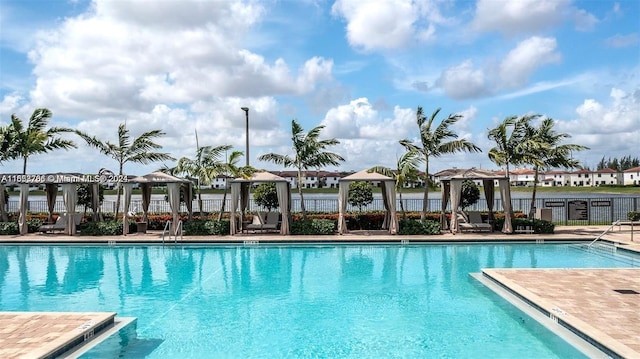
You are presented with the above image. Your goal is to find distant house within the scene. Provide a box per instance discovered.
[592,168,622,186]
[541,170,569,187]
[568,169,596,187]
[623,166,640,185]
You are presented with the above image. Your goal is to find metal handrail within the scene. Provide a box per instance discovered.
[161,220,171,245]
[174,220,183,244]
[588,220,620,247]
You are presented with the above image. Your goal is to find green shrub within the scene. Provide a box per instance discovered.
[0,222,18,235]
[398,219,441,235]
[27,219,44,233]
[628,211,640,221]
[79,221,135,236]
[183,219,230,235]
[493,217,554,234]
[291,219,336,235]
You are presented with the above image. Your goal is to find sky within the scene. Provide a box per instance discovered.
[0,0,638,177]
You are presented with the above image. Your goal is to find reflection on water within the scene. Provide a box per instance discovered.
[0,244,635,358]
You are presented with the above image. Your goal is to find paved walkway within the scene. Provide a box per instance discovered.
[0,225,638,358]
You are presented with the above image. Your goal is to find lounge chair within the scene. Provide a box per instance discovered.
[246,211,280,232]
[467,211,493,232]
[39,214,67,233]
[457,211,492,232]
[457,212,476,232]
[263,212,280,231]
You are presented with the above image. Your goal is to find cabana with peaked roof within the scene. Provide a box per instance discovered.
[2,172,91,235]
[127,171,193,236]
[229,171,292,235]
[439,168,513,234]
[338,169,398,235]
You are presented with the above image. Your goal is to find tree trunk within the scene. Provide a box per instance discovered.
[197,191,203,217]
[298,169,306,219]
[399,191,407,219]
[529,166,539,218]
[218,187,228,221]
[421,160,429,221]
[114,164,124,220]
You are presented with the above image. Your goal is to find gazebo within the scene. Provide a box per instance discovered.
[1,173,88,235]
[127,171,193,236]
[229,171,292,235]
[337,169,398,235]
[439,168,513,234]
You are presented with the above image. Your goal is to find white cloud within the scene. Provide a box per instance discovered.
[498,37,561,89]
[605,33,639,48]
[331,0,446,51]
[436,60,488,99]
[321,98,414,140]
[572,8,599,31]
[472,0,570,34]
[25,0,332,119]
[557,87,640,167]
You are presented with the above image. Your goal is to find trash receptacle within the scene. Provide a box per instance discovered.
[136,222,147,234]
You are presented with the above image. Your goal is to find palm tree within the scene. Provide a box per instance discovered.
[400,107,481,221]
[8,108,76,174]
[259,119,344,219]
[76,123,174,218]
[487,115,536,179]
[0,124,16,164]
[519,118,588,217]
[175,133,233,215]
[369,148,423,218]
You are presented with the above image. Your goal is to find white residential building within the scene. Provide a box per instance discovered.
[541,170,569,187]
[592,168,621,186]
[623,166,640,185]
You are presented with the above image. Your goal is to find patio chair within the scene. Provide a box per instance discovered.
[39,214,67,233]
[456,212,476,232]
[263,212,280,231]
[467,211,493,232]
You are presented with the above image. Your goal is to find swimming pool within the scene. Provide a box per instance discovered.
[0,243,637,358]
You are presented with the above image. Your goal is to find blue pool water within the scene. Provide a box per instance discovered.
[0,243,638,358]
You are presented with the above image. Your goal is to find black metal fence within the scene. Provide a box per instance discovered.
[8,196,639,225]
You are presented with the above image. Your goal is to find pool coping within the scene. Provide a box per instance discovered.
[478,268,640,359]
[0,312,118,359]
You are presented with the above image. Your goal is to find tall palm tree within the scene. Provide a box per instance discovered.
[175,132,234,215]
[487,115,536,179]
[519,118,588,217]
[369,148,423,219]
[259,119,344,219]
[9,108,76,174]
[400,107,481,221]
[76,123,174,218]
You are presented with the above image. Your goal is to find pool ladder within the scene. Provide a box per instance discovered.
[162,220,183,245]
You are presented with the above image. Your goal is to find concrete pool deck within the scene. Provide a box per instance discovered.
[0,225,638,358]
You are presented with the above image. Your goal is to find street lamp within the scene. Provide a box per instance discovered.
[241,107,249,166]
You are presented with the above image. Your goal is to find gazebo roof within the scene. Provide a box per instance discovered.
[232,171,288,183]
[130,171,190,183]
[339,169,394,182]
[440,168,507,181]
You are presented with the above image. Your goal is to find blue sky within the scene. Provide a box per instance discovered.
[1,0,638,176]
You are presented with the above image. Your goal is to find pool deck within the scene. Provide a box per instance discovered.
[0,225,638,358]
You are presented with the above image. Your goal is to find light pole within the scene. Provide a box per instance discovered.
[241,107,249,166]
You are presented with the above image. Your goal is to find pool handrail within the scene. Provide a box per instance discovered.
[588,220,619,247]
[161,220,171,245]
[174,220,183,244]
